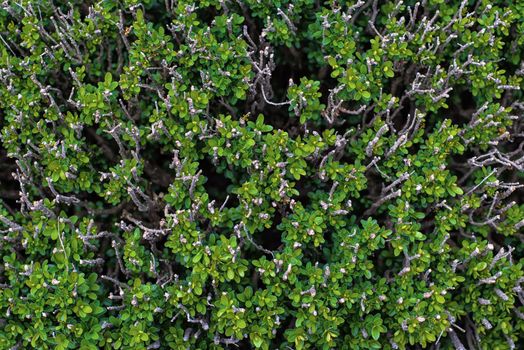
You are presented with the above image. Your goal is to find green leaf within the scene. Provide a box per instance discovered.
[193,251,203,263]
[452,186,464,195]
[476,261,487,271]
[104,72,112,84]
[83,305,93,314]
[371,326,380,340]
[252,335,263,348]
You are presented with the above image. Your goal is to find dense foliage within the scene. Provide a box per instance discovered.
[1,0,524,349]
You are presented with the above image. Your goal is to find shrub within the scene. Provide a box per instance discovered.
[0,0,523,349]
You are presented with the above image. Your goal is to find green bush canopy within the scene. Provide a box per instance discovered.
[1,0,524,349]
